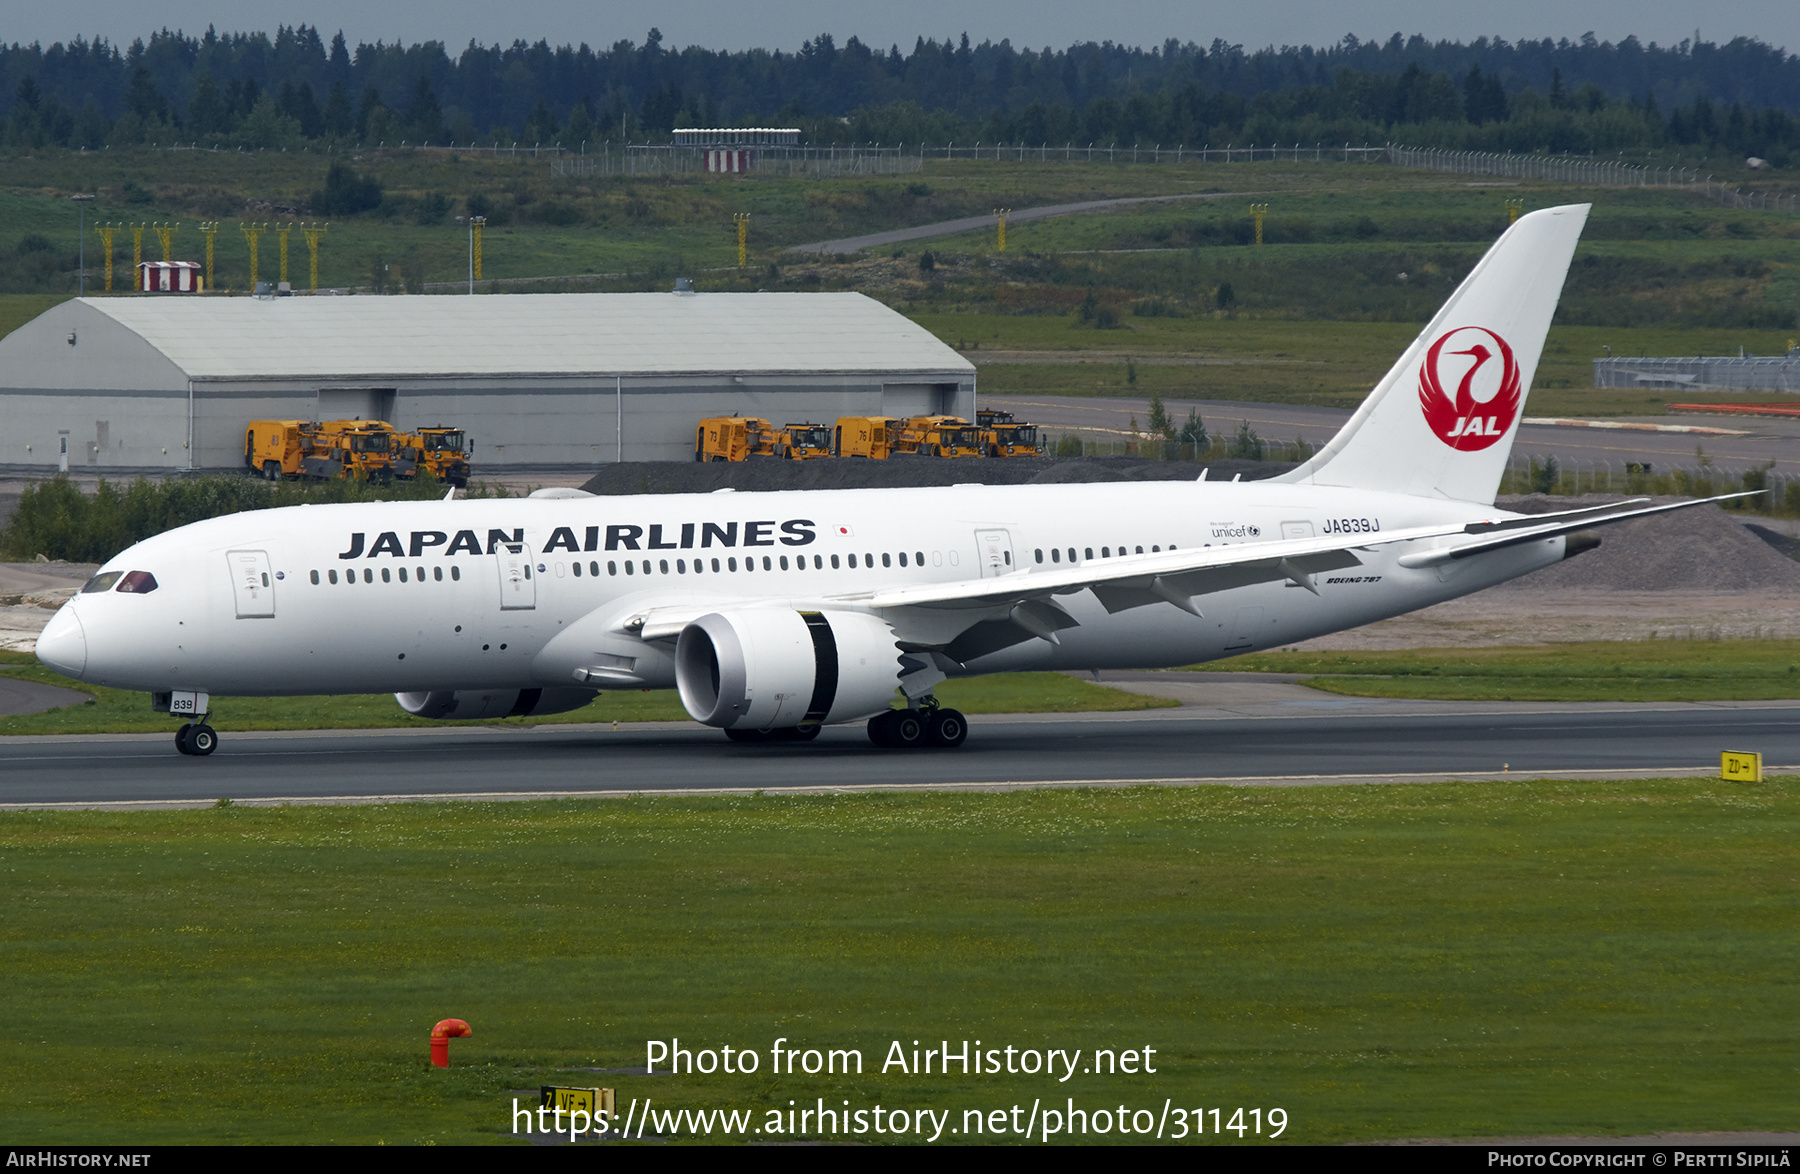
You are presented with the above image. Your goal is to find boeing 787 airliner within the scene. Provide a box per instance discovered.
[34,204,1743,755]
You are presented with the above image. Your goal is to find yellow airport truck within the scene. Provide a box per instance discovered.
[695,416,776,461]
[394,426,471,486]
[978,410,1041,457]
[897,415,984,458]
[245,419,400,482]
[835,416,898,459]
[773,422,833,460]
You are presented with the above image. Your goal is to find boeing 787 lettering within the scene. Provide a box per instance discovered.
[34,204,1744,755]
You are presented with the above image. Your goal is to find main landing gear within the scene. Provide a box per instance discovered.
[717,704,969,749]
[867,704,967,749]
[174,721,218,756]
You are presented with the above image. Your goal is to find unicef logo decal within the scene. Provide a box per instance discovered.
[1417,326,1522,452]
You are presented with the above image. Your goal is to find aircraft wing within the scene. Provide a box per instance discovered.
[1395,492,1758,568]
[842,492,1756,631]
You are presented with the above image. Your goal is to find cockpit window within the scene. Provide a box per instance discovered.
[81,572,122,593]
[115,571,158,594]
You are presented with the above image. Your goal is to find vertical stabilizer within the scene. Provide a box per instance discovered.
[1273,204,1590,504]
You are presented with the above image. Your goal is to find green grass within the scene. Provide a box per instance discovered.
[0,651,1169,735]
[1191,640,1800,701]
[1,778,1794,1143]
[933,313,1800,415]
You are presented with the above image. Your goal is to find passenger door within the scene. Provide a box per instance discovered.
[227,550,275,618]
[974,529,1015,578]
[497,548,536,610]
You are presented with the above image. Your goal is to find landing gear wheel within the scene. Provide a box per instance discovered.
[187,724,218,756]
[888,710,927,747]
[867,712,894,747]
[926,708,968,748]
[784,724,822,742]
[174,724,194,755]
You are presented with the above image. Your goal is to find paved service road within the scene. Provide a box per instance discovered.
[789,191,1256,255]
[6,695,1796,808]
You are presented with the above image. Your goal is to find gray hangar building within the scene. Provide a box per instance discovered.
[0,291,976,472]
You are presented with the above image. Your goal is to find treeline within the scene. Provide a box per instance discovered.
[3,26,1800,160]
[0,475,503,563]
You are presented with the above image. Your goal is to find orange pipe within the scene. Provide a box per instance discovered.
[430,1018,472,1068]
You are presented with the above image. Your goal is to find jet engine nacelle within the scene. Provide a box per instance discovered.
[675,609,901,730]
[395,687,597,721]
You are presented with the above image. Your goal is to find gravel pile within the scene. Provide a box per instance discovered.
[1490,494,1800,594]
[578,456,1292,496]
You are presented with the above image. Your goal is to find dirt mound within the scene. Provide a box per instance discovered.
[577,456,1292,496]
[1490,494,1800,594]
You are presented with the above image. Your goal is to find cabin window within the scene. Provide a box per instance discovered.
[1102,547,1110,558]
[846,553,857,568]
[1051,549,1061,563]
[728,557,738,572]
[1152,545,1160,553]
[932,551,942,567]
[815,555,824,569]
[898,552,908,567]
[862,553,871,567]
[572,561,582,577]
[1085,548,1094,561]
[1034,549,1043,564]
[882,553,892,568]
[328,570,338,584]
[398,568,408,583]
[640,560,650,575]
[677,559,686,574]
[712,558,721,572]
[830,554,840,569]
[451,565,461,581]
[363,568,373,583]
[1068,548,1077,563]
[608,561,618,576]
[434,566,443,582]
[779,555,789,570]
[624,561,633,575]
[1135,546,1144,555]
[589,561,599,577]
[382,568,392,583]
[915,551,924,565]
[762,556,772,571]
[310,570,320,585]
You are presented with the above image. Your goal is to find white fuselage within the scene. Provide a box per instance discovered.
[44,479,1562,702]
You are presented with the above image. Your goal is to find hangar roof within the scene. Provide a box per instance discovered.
[66,291,973,382]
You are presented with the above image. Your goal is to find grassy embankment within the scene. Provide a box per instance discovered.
[1196,639,1800,701]
[0,778,1793,1143]
[0,649,1170,735]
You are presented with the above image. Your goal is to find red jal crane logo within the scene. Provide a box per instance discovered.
[1417,326,1521,451]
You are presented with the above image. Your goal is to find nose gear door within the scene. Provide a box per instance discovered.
[226,550,275,618]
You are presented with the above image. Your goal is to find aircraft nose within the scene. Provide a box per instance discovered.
[35,605,87,680]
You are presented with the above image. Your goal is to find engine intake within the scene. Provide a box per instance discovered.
[395,687,597,721]
[676,609,900,730]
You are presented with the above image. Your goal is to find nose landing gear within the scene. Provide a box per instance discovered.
[174,722,218,756]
